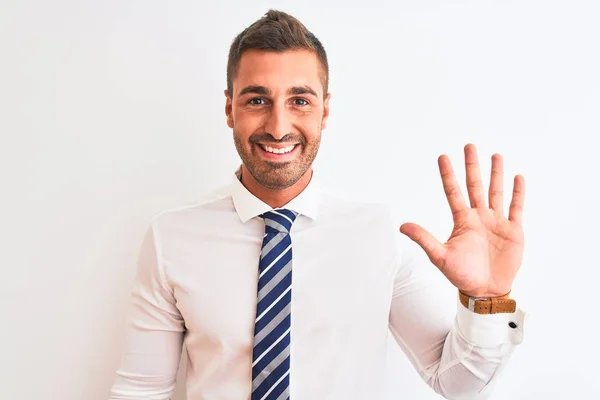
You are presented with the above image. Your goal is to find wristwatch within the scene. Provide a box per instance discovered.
[458,291,516,314]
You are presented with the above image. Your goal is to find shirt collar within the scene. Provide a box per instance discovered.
[230,166,319,223]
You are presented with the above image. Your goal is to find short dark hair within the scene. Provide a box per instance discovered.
[226,9,329,96]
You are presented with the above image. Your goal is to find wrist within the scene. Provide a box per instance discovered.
[458,290,516,314]
[458,289,512,299]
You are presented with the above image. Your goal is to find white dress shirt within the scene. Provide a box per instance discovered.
[109,168,525,400]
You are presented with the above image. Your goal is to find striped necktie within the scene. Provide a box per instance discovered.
[251,209,298,400]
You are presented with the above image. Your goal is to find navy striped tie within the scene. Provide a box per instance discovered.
[251,209,298,400]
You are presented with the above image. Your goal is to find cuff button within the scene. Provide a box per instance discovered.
[508,321,518,329]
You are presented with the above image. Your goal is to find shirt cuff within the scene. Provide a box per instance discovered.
[456,298,526,347]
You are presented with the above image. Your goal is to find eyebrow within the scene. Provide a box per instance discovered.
[238,85,270,97]
[289,85,318,97]
[238,85,319,98]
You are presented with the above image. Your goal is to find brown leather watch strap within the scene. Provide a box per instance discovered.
[459,291,516,314]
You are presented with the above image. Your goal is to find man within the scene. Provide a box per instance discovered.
[110,9,526,400]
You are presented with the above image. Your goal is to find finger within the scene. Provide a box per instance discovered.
[488,153,504,214]
[400,223,447,269]
[464,144,486,208]
[508,175,526,224]
[438,155,468,217]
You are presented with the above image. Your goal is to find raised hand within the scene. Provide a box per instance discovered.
[400,144,525,298]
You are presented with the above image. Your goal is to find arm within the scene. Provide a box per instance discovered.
[392,144,527,399]
[389,236,525,399]
[109,221,185,400]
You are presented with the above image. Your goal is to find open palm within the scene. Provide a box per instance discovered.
[400,144,526,298]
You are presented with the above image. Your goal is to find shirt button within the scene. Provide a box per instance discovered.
[508,321,518,329]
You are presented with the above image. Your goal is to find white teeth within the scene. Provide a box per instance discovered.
[262,145,295,154]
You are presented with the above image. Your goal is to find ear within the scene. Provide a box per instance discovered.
[224,89,234,129]
[321,92,331,130]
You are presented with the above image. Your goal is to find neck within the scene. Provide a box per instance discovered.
[239,165,313,209]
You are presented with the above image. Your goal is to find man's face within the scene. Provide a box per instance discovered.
[225,49,330,190]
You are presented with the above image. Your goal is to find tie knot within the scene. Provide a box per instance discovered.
[261,209,298,234]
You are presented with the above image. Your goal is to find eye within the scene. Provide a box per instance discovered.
[248,98,267,106]
[292,98,309,106]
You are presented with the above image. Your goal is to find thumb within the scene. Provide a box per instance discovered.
[399,222,447,268]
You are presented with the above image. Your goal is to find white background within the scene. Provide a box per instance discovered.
[1,0,599,399]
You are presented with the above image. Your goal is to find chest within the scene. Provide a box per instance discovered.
[165,221,396,348]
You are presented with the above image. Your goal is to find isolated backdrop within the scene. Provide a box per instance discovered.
[2,0,599,399]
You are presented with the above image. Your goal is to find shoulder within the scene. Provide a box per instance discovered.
[316,183,403,225]
[149,183,235,229]
[315,182,417,252]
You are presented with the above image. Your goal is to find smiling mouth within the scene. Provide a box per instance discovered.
[257,143,300,155]
[256,143,301,162]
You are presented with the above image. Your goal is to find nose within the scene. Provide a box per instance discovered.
[264,103,292,140]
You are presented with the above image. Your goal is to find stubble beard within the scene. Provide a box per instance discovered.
[233,131,321,190]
